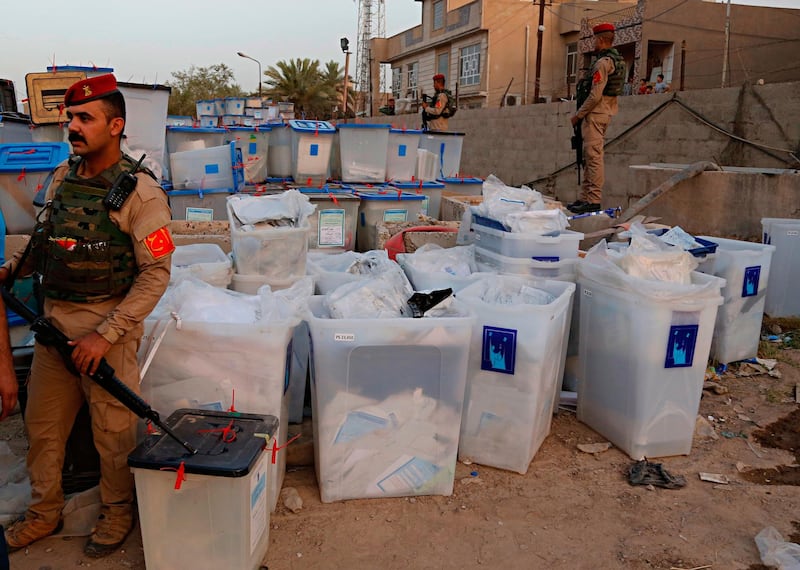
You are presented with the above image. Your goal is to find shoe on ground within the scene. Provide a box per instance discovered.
[567,200,601,214]
[84,504,134,558]
[4,513,62,552]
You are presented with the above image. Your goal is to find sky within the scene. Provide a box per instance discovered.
[0,0,422,109]
[1,0,798,110]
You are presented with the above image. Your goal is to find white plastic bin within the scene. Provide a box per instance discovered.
[0,142,70,233]
[305,250,401,295]
[438,177,484,197]
[472,221,584,261]
[474,247,579,281]
[289,120,336,187]
[328,131,341,181]
[396,247,490,293]
[386,128,422,182]
[199,116,218,128]
[140,314,299,514]
[355,189,425,252]
[390,181,446,219]
[170,244,233,288]
[418,131,465,178]
[762,218,800,318]
[338,123,391,183]
[169,142,241,190]
[698,236,775,363]
[129,410,277,570]
[457,277,575,473]
[267,123,292,179]
[224,97,246,116]
[225,126,271,185]
[227,195,310,279]
[576,270,724,459]
[230,273,298,294]
[195,100,215,118]
[168,188,233,221]
[307,296,474,502]
[166,126,227,155]
[299,188,360,252]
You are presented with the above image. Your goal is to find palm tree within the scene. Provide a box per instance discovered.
[264,58,336,119]
[319,61,355,118]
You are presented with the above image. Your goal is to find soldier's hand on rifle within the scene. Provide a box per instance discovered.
[570,115,580,128]
[68,332,112,376]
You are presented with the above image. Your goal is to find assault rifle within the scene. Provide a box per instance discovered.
[0,287,197,455]
[573,72,593,186]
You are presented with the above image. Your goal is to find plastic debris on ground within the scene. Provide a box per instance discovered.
[0,442,30,526]
[398,244,476,278]
[755,526,800,569]
[228,189,316,229]
[627,459,687,489]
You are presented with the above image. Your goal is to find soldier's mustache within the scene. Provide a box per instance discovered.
[68,133,86,144]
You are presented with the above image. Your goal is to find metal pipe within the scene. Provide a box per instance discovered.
[524,25,530,104]
[533,0,546,103]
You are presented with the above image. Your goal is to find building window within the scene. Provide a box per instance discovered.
[566,42,578,86]
[407,62,419,97]
[460,44,480,86]
[433,1,445,31]
[437,52,449,84]
[392,67,401,98]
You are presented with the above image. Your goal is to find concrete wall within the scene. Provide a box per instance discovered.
[365,80,800,239]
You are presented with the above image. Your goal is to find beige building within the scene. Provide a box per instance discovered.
[371,0,800,115]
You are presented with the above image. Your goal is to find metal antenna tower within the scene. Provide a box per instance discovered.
[356,0,386,114]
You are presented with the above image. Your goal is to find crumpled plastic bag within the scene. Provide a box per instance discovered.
[755,526,800,569]
[617,223,698,285]
[579,240,723,302]
[159,277,310,324]
[475,174,545,221]
[504,209,570,234]
[471,275,555,306]
[228,189,316,228]
[170,243,233,288]
[307,250,395,276]
[399,244,476,277]
[326,270,414,319]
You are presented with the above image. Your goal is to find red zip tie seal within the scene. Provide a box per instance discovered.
[270,433,302,465]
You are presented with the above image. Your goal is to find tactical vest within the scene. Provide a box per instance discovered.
[598,48,625,97]
[35,158,137,303]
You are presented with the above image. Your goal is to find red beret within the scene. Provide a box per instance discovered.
[592,23,615,34]
[64,73,120,107]
[433,74,445,82]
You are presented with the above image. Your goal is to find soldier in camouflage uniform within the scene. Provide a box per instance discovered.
[0,74,173,558]
[568,23,625,214]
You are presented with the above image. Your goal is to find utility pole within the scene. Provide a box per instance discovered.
[721,0,731,88]
[533,0,546,104]
[679,40,686,91]
[343,51,351,120]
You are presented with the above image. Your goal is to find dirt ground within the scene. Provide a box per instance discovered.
[4,343,800,570]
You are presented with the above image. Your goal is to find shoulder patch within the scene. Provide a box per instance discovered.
[144,226,175,259]
[593,71,603,84]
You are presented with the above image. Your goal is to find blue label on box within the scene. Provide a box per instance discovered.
[310,144,319,157]
[204,163,220,175]
[742,266,761,297]
[665,324,699,368]
[533,256,560,262]
[398,144,407,157]
[248,142,257,155]
[481,326,517,375]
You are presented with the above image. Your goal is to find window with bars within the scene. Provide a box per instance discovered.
[433,1,445,31]
[407,62,419,97]
[566,42,578,85]
[459,44,480,86]
[392,67,401,98]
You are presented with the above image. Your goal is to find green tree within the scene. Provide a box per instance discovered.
[166,63,244,117]
[264,58,352,120]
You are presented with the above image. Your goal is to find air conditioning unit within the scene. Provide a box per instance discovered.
[505,94,523,106]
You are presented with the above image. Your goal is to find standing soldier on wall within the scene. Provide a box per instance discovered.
[0,74,174,558]
[421,73,456,131]
[568,23,625,214]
